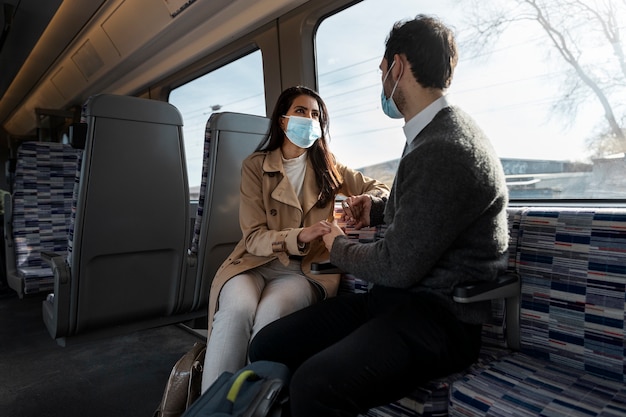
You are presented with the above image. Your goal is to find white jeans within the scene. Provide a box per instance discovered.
[201,258,317,392]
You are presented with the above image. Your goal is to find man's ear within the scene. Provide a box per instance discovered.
[392,54,404,80]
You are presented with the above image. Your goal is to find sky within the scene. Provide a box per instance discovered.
[171,0,623,186]
[315,0,614,169]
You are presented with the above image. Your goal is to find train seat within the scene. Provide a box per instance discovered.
[186,111,270,313]
[448,207,626,417]
[4,141,81,297]
[344,207,626,416]
[41,94,197,345]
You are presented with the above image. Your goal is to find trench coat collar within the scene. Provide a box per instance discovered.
[262,148,320,215]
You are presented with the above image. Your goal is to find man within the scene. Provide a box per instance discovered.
[249,14,509,417]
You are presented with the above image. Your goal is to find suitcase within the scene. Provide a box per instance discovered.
[181,361,290,417]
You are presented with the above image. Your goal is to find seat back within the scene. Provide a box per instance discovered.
[5,142,80,297]
[187,112,270,311]
[55,94,191,337]
[517,207,626,383]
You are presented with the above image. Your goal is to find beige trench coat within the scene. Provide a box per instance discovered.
[206,148,389,337]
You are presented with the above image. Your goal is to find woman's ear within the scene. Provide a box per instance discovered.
[279,115,287,131]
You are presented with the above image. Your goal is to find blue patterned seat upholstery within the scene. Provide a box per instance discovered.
[450,351,626,416]
[448,208,626,417]
[5,142,81,297]
[188,122,213,262]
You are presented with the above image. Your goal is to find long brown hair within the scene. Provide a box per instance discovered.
[256,86,342,207]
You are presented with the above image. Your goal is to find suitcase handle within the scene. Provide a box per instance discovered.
[227,370,257,403]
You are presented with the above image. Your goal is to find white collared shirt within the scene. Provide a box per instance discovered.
[402,95,451,146]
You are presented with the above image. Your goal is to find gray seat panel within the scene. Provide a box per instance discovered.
[42,94,194,343]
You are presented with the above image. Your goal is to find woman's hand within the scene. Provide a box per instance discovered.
[297,221,333,244]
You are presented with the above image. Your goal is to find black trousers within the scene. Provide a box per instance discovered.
[248,286,482,417]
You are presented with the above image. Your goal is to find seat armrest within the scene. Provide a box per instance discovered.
[40,250,71,340]
[310,261,344,274]
[186,249,197,268]
[453,273,520,303]
[41,251,70,284]
[40,251,61,261]
[40,250,61,261]
[311,262,519,305]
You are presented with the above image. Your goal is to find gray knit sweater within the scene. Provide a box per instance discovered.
[330,106,509,324]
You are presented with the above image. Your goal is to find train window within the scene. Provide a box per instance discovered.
[317,0,626,200]
[170,50,265,199]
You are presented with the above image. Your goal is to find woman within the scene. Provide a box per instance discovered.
[201,86,389,391]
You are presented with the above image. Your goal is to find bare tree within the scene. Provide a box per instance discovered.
[459,0,626,152]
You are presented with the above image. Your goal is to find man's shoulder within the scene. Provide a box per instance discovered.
[426,107,489,146]
[435,105,478,127]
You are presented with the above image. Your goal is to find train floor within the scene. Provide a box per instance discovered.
[0,285,206,417]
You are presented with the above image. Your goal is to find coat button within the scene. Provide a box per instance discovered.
[233,260,241,265]
[270,209,277,216]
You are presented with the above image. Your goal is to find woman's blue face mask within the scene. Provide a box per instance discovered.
[380,60,404,119]
[282,115,322,148]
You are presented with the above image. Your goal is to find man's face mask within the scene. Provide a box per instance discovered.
[380,60,404,119]
[283,115,322,148]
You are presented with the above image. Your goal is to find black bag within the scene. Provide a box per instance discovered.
[181,361,290,417]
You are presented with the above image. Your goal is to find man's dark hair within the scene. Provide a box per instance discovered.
[384,14,458,89]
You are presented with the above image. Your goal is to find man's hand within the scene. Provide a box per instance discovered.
[322,219,345,251]
[342,195,372,229]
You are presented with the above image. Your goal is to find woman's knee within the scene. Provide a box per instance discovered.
[254,278,316,325]
[215,295,258,322]
[267,275,317,302]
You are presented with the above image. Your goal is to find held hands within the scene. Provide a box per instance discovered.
[297,221,334,244]
[296,220,346,252]
[296,194,371,251]
[322,219,345,252]
[342,195,371,229]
